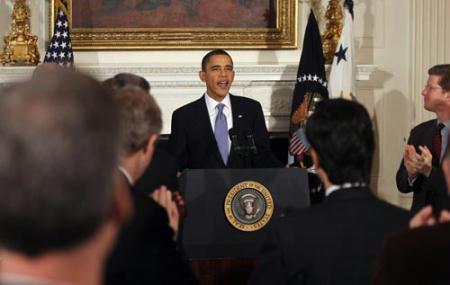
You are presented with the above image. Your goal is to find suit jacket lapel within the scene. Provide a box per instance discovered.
[228,95,242,167]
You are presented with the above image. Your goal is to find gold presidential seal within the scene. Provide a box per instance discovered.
[224,180,274,232]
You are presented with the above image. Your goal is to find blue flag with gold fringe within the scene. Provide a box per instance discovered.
[288,11,328,164]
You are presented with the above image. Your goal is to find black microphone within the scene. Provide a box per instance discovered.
[245,130,257,155]
[229,128,243,153]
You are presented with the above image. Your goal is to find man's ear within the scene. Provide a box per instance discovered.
[199,70,206,82]
[111,173,133,225]
[142,134,159,155]
[310,148,331,188]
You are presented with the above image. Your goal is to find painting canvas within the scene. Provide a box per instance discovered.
[55,0,297,50]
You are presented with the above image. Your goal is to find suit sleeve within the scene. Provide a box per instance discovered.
[169,109,188,171]
[251,102,283,168]
[143,202,197,284]
[396,129,422,193]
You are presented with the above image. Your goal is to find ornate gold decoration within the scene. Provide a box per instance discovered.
[1,0,40,65]
[291,92,324,128]
[291,95,308,127]
[321,0,343,64]
[52,1,297,50]
[224,181,274,232]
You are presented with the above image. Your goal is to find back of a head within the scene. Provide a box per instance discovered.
[103,73,151,94]
[306,99,374,184]
[115,87,162,156]
[0,69,120,256]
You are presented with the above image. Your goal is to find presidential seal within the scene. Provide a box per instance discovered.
[224,181,274,232]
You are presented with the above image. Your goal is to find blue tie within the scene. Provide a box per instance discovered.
[214,103,228,164]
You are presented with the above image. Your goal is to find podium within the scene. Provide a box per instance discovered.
[179,168,310,284]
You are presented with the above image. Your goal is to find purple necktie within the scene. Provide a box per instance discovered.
[214,103,228,164]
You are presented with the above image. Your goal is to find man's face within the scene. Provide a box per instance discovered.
[199,54,235,102]
[421,75,449,112]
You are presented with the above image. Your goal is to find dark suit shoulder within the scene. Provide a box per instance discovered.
[279,188,409,229]
[410,119,436,136]
[172,97,204,117]
[229,94,262,108]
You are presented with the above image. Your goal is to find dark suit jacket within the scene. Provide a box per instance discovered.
[372,222,450,285]
[134,147,179,194]
[104,172,196,285]
[168,94,283,170]
[249,187,409,285]
[396,119,450,214]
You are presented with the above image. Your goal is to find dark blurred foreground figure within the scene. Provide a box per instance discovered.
[0,70,131,285]
[373,144,450,285]
[249,99,409,285]
[104,86,196,285]
[103,73,179,193]
[396,64,450,215]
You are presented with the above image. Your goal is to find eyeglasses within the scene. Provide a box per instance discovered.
[423,85,443,92]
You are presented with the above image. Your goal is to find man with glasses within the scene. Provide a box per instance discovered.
[396,64,450,214]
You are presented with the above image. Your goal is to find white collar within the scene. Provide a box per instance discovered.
[325,182,368,197]
[118,166,133,185]
[437,120,450,129]
[204,93,231,116]
[0,273,74,285]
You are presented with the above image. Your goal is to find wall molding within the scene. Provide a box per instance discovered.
[0,64,375,134]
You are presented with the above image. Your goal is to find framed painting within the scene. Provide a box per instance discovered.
[52,0,297,50]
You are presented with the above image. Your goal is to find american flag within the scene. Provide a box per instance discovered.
[44,0,73,67]
[288,11,328,163]
[289,128,308,155]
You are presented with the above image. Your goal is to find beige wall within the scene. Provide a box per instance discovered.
[1,0,449,209]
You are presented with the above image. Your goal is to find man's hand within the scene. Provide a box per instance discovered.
[417,146,433,177]
[409,205,436,229]
[150,186,180,240]
[438,210,450,223]
[403,145,420,178]
[403,145,433,178]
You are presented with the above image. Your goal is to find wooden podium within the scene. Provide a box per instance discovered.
[179,168,310,284]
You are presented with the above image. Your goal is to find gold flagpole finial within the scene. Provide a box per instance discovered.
[321,0,343,64]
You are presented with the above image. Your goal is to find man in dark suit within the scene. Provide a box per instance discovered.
[373,144,450,285]
[396,64,450,215]
[0,70,129,285]
[103,73,179,194]
[104,87,196,284]
[168,49,283,170]
[249,99,409,285]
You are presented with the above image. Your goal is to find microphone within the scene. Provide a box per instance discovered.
[229,128,243,153]
[245,130,257,155]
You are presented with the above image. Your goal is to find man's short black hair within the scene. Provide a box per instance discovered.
[0,69,119,256]
[428,64,450,92]
[306,99,374,184]
[201,49,233,71]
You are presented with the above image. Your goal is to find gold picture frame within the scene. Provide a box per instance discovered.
[51,0,297,50]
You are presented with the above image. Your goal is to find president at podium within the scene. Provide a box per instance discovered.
[168,49,282,170]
